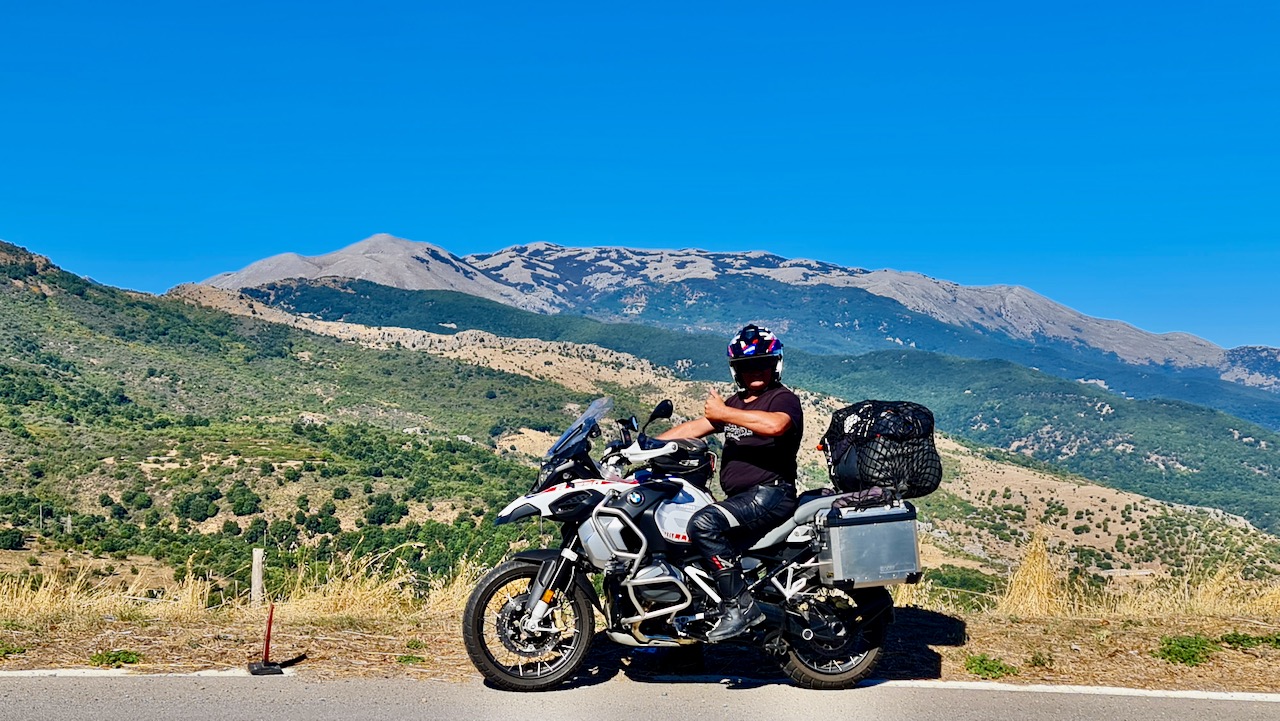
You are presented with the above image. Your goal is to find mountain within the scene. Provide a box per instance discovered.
[469,243,1224,368]
[199,236,1280,431]
[1223,347,1280,392]
[467,243,1272,385]
[203,234,555,313]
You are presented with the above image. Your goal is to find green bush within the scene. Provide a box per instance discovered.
[0,528,24,550]
[89,649,142,667]
[1219,632,1280,650]
[226,482,262,516]
[173,491,219,522]
[964,653,1019,679]
[0,642,26,658]
[1155,635,1219,666]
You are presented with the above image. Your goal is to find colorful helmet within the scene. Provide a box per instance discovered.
[727,324,784,388]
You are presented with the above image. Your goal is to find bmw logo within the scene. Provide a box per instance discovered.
[626,491,644,505]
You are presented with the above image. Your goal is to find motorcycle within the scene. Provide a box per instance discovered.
[461,397,921,691]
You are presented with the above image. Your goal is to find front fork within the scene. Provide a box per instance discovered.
[522,547,581,633]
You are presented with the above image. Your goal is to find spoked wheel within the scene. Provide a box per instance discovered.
[462,559,595,691]
[781,588,890,690]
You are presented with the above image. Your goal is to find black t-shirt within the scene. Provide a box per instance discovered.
[714,384,804,496]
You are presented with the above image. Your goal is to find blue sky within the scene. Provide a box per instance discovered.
[2,2,1277,347]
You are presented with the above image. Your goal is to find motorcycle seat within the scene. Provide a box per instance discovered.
[748,489,840,550]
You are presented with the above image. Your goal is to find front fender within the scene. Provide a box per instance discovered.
[507,549,602,613]
[495,502,539,526]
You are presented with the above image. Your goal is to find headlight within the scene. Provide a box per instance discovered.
[533,463,556,492]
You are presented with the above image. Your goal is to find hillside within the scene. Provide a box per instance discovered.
[0,242,613,587]
[173,282,1280,582]
[225,279,1280,534]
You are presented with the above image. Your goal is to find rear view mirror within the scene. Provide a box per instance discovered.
[641,400,674,436]
[649,399,674,424]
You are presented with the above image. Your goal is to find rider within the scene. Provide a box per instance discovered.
[657,324,803,642]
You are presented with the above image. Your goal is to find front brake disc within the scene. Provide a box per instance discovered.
[496,593,561,657]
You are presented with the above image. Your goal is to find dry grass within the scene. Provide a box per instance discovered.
[3,546,1280,690]
[995,529,1068,617]
[890,526,1280,691]
[0,551,486,678]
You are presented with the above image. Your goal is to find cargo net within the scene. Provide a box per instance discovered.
[819,400,943,501]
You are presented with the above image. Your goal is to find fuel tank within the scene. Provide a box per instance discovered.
[652,482,715,545]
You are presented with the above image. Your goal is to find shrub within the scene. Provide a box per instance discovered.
[1155,635,1219,666]
[173,492,219,522]
[0,642,26,659]
[226,480,262,516]
[1219,632,1280,650]
[364,493,408,526]
[0,528,24,550]
[89,650,142,668]
[964,653,1019,679]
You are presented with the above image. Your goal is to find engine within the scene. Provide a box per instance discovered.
[631,561,688,607]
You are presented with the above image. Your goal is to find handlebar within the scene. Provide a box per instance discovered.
[622,437,678,464]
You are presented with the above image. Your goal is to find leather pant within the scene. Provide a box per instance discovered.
[689,481,797,571]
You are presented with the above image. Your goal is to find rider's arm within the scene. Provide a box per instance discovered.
[656,417,717,440]
[706,404,793,437]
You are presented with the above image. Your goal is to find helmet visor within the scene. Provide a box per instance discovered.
[730,356,779,374]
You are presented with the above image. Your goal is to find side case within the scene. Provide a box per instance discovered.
[817,502,922,588]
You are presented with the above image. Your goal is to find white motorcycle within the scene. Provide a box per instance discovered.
[462,397,922,691]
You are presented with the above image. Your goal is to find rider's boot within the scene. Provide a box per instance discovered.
[707,569,764,643]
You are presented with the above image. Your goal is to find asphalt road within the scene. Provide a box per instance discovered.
[2,673,1280,721]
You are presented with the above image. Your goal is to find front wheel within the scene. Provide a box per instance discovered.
[462,559,595,691]
[781,587,890,690]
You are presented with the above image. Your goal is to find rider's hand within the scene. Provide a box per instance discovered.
[704,387,729,423]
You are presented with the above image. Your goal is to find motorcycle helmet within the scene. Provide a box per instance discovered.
[727,324,783,389]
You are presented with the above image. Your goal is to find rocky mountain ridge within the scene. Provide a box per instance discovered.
[198,235,1277,393]
[467,243,1224,368]
[203,234,554,313]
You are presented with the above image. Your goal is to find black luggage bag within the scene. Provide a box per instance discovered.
[819,400,943,500]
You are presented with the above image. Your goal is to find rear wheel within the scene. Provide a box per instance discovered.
[462,559,595,691]
[781,588,890,690]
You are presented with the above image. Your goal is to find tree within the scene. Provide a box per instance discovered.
[0,528,24,550]
[364,493,408,526]
[226,480,262,516]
